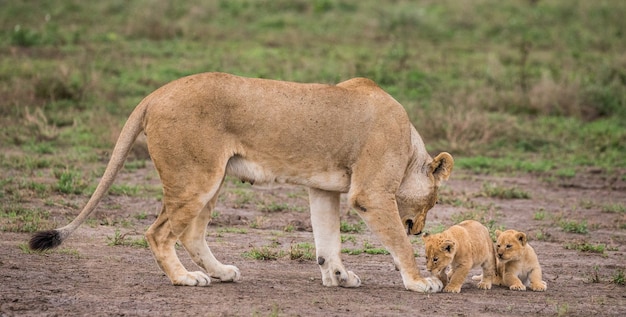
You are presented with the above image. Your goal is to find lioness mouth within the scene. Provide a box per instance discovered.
[405,219,414,235]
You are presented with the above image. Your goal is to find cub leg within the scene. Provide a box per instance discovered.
[178,191,240,283]
[353,192,442,293]
[477,257,496,290]
[444,264,471,293]
[503,271,526,291]
[146,203,211,286]
[528,267,547,291]
[309,188,360,287]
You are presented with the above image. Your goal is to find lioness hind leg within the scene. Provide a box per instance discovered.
[309,188,360,288]
[179,193,240,283]
[146,204,211,286]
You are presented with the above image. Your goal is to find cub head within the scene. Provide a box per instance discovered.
[422,232,456,275]
[397,151,454,236]
[495,229,527,262]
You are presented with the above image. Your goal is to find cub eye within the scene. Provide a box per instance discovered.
[433,257,438,263]
[506,244,512,249]
[496,244,500,248]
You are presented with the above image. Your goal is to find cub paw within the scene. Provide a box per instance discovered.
[477,281,492,290]
[530,281,547,292]
[443,285,462,293]
[405,277,443,293]
[509,283,526,291]
[214,265,241,282]
[173,271,211,287]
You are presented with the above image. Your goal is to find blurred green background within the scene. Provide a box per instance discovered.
[1,0,625,175]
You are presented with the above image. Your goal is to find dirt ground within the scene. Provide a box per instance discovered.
[1,161,625,317]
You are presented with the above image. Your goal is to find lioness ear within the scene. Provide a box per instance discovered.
[441,240,456,253]
[429,152,454,185]
[516,232,527,246]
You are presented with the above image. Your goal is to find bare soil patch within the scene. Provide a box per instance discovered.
[1,162,625,316]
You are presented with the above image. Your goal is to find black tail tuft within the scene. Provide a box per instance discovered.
[29,230,63,251]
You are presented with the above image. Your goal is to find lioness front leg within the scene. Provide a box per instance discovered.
[354,194,442,293]
[309,188,361,287]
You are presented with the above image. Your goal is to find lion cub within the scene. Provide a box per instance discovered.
[422,220,496,293]
[493,229,547,291]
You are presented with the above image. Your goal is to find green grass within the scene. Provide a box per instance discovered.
[0,0,623,178]
[478,183,530,199]
[0,205,51,232]
[243,245,285,261]
[564,242,606,254]
[340,221,365,233]
[560,220,589,234]
[106,229,149,248]
[289,242,316,261]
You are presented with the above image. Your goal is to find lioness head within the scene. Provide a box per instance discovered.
[397,152,454,236]
[422,233,456,275]
[495,229,527,262]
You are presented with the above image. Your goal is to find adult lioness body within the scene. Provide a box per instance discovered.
[30,72,453,292]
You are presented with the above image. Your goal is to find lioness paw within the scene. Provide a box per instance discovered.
[213,265,241,282]
[339,270,361,288]
[173,271,211,287]
[405,277,443,293]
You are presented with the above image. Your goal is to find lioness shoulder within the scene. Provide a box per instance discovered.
[422,220,496,293]
[494,229,547,291]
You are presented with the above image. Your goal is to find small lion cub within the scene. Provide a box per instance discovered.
[493,229,547,292]
[422,220,496,293]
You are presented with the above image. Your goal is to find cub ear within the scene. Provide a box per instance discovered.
[516,232,527,246]
[429,152,454,185]
[495,230,503,238]
[441,240,456,253]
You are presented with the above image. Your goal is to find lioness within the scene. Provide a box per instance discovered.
[422,220,496,293]
[29,72,453,292]
[493,229,547,291]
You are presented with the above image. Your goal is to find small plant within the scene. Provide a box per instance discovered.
[216,227,248,235]
[560,220,588,234]
[243,245,285,260]
[342,240,389,255]
[612,269,625,285]
[564,242,605,254]
[340,221,364,233]
[289,242,315,261]
[106,229,148,248]
[533,209,546,220]
[260,201,291,212]
[588,265,601,283]
[54,169,87,194]
[0,205,50,233]
[341,235,357,244]
[602,203,625,213]
[109,184,140,196]
[479,183,530,199]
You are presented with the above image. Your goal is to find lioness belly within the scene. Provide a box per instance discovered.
[225,155,350,192]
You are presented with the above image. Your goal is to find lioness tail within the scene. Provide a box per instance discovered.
[29,101,148,251]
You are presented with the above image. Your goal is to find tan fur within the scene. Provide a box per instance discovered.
[31,73,453,292]
[422,220,496,293]
[494,229,547,291]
